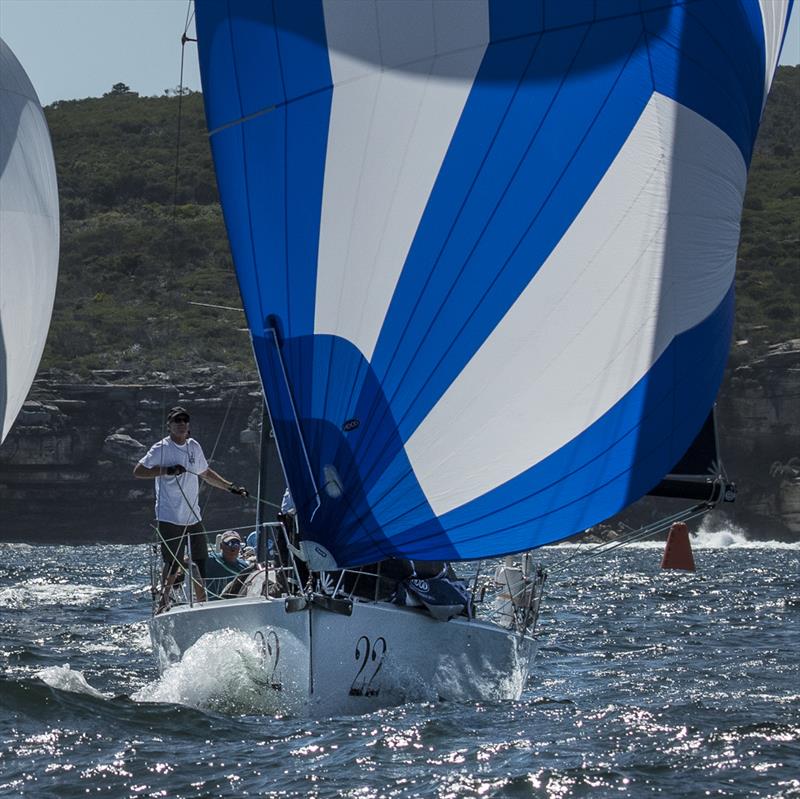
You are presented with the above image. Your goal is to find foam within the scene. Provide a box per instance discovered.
[0,579,141,609]
[36,664,111,700]
[132,628,290,715]
[550,523,800,551]
[0,581,106,609]
[691,521,800,550]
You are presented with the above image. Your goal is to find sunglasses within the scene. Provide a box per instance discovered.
[171,416,189,424]
[223,540,241,549]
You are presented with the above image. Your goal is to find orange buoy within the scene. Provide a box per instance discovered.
[660,522,696,571]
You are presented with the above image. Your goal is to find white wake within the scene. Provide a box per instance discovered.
[691,519,800,549]
[133,628,291,715]
[36,664,111,700]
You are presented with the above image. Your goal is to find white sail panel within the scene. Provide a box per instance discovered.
[314,0,489,361]
[0,38,59,442]
[759,0,793,110]
[404,94,746,515]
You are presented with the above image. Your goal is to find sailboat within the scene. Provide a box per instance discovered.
[0,38,60,442]
[149,1,793,716]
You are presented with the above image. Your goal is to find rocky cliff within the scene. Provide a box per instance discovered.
[0,371,284,543]
[716,339,800,539]
[1,343,799,542]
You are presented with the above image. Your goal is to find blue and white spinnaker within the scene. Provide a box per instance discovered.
[195,1,793,566]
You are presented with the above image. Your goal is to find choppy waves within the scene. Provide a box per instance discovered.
[0,542,798,798]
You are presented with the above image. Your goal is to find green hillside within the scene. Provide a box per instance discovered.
[40,69,800,380]
[735,65,800,348]
[42,86,252,380]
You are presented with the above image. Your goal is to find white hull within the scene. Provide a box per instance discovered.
[149,594,537,717]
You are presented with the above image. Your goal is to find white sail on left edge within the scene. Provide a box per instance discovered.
[0,37,59,443]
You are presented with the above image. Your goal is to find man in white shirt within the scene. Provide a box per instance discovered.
[134,406,248,609]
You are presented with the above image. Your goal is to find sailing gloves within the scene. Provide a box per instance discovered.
[165,465,186,476]
[229,484,249,497]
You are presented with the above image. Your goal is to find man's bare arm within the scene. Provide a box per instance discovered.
[200,468,248,496]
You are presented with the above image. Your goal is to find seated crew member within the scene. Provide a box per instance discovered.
[246,529,273,560]
[205,531,250,599]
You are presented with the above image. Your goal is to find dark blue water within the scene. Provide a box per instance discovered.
[1,530,798,798]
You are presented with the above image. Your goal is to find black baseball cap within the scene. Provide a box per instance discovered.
[167,406,190,422]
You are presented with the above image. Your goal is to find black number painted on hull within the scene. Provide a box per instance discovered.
[349,635,387,697]
[254,630,282,691]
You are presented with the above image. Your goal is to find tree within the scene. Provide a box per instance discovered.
[105,83,137,97]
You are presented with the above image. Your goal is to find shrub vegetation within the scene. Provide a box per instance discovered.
[40,68,799,381]
[736,66,800,347]
[43,89,251,380]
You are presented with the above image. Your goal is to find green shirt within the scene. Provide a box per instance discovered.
[204,552,248,600]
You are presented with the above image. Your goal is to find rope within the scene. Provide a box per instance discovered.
[584,505,710,558]
[188,301,245,312]
[152,462,218,608]
[170,4,194,237]
[158,2,196,421]
[200,385,242,518]
[150,517,205,608]
[151,517,249,603]
[152,464,255,593]
[203,522,259,536]
[544,502,713,574]
[150,9,257,611]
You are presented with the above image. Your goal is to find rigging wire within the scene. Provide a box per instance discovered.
[150,6,256,598]
[152,1,194,533]
[543,502,715,574]
[149,3,198,588]
[188,301,245,312]
[200,385,242,519]
[156,0,196,426]
[169,4,194,273]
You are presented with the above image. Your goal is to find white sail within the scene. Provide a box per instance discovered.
[0,37,59,442]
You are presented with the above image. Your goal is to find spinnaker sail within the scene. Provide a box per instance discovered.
[195,1,793,566]
[648,408,727,503]
[0,38,59,442]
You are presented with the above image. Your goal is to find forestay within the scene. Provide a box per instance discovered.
[195,1,792,566]
[0,38,60,442]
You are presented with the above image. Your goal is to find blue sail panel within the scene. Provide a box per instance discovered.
[195,0,793,566]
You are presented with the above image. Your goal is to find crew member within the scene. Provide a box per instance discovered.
[205,530,250,599]
[133,405,247,611]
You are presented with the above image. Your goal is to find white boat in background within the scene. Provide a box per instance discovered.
[149,1,792,716]
[0,38,59,443]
